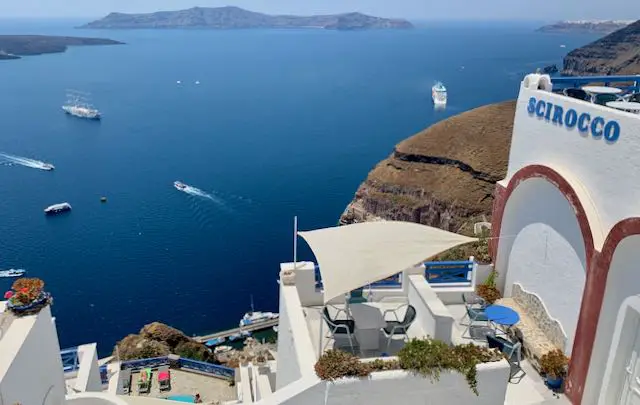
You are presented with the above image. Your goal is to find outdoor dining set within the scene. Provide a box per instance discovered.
[321,289,417,355]
[563,85,640,113]
[462,293,525,382]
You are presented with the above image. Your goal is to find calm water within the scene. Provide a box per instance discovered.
[0,20,598,355]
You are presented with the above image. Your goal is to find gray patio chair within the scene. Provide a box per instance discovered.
[629,93,640,103]
[486,334,525,382]
[461,292,486,325]
[322,306,358,353]
[563,88,589,101]
[381,305,417,351]
[461,305,489,339]
[594,93,620,106]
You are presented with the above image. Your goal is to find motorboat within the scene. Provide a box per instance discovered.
[42,163,55,171]
[44,202,72,215]
[214,345,233,354]
[432,82,448,106]
[205,337,226,347]
[174,181,187,191]
[239,295,279,327]
[0,268,26,278]
[228,330,252,342]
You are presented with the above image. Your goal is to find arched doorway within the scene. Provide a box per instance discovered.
[496,176,588,352]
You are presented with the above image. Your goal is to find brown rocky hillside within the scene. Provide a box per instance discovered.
[340,100,516,242]
[563,19,640,75]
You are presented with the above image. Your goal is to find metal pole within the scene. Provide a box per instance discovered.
[293,216,298,269]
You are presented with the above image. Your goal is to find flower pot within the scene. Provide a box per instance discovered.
[7,291,52,316]
[546,376,563,390]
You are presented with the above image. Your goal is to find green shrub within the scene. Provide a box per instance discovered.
[314,350,370,381]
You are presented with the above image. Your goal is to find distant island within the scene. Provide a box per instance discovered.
[0,35,123,60]
[537,20,633,35]
[80,6,413,30]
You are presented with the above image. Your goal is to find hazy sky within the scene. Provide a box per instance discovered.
[1,0,639,20]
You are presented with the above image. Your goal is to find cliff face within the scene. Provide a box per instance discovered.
[81,7,413,30]
[563,19,640,75]
[536,20,632,35]
[340,100,515,236]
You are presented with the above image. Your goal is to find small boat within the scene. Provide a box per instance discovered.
[228,330,252,342]
[205,337,226,347]
[214,345,233,354]
[432,82,447,106]
[174,181,187,191]
[239,295,279,327]
[42,163,55,171]
[44,202,72,215]
[0,269,26,278]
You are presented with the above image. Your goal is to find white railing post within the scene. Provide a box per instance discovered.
[469,256,477,288]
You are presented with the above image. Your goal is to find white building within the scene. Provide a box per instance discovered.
[490,73,640,405]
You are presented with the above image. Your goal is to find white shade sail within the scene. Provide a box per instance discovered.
[298,221,477,303]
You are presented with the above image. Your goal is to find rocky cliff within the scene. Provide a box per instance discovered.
[81,6,413,30]
[340,101,515,240]
[563,19,640,75]
[537,20,632,35]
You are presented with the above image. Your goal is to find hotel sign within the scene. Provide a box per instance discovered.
[527,97,621,142]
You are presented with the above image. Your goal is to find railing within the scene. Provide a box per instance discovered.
[550,75,640,93]
[60,347,109,384]
[314,265,402,289]
[424,260,474,286]
[179,358,235,380]
[120,356,169,371]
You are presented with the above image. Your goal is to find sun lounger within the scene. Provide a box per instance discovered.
[158,365,171,391]
[121,368,132,394]
[137,368,152,394]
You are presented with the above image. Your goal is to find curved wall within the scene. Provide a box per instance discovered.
[497,177,587,352]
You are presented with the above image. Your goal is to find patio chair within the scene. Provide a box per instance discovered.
[322,306,358,353]
[348,287,368,304]
[121,368,131,395]
[158,365,171,391]
[594,93,620,106]
[486,335,525,382]
[629,93,640,103]
[381,305,417,351]
[461,292,485,324]
[137,368,151,394]
[461,306,489,339]
[563,88,589,101]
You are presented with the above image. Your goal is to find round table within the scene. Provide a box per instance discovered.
[485,305,520,328]
[582,86,623,95]
[606,101,640,113]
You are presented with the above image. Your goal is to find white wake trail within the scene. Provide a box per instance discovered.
[0,153,51,170]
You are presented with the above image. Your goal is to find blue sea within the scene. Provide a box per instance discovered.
[0,19,598,355]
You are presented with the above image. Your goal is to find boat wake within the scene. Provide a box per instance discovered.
[0,153,54,171]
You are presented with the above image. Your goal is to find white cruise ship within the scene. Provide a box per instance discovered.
[432,82,447,106]
[62,90,101,120]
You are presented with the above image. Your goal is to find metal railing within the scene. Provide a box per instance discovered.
[424,260,474,286]
[60,347,109,384]
[179,358,235,380]
[314,265,402,289]
[120,356,169,371]
[550,75,640,93]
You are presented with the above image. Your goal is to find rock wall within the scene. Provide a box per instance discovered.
[340,100,516,235]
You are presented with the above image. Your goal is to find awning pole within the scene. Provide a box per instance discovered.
[293,216,298,269]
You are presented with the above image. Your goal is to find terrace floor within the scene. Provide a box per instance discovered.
[126,369,236,404]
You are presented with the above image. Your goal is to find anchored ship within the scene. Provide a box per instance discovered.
[239,295,279,327]
[62,90,101,120]
[432,82,447,106]
[44,202,72,215]
[0,269,26,278]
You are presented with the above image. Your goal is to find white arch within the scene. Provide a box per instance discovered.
[496,177,587,353]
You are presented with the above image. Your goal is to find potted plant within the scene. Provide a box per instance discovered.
[476,270,501,304]
[4,278,52,316]
[540,349,568,390]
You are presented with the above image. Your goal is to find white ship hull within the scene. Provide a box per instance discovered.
[62,105,101,120]
[432,83,448,106]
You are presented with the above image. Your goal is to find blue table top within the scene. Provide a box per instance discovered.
[485,305,520,326]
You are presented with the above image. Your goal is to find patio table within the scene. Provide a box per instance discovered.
[582,86,623,95]
[606,101,640,113]
[485,305,520,334]
[349,302,386,351]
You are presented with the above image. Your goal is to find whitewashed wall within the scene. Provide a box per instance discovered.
[276,360,510,405]
[407,275,454,343]
[507,79,640,248]
[0,305,66,405]
[496,177,586,353]
[584,235,640,405]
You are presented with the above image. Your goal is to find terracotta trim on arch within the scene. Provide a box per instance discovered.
[567,218,640,404]
[489,164,597,404]
[490,164,596,271]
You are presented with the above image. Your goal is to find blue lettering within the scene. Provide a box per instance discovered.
[552,105,564,125]
[590,117,605,138]
[527,97,536,114]
[544,102,553,121]
[565,109,578,128]
[578,113,591,132]
[536,100,546,117]
[604,121,620,142]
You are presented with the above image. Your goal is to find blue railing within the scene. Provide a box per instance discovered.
[61,347,80,372]
[100,365,108,385]
[425,260,474,285]
[551,75,640,93]
[179,358,235,380]
[120,356,169,371]
[314,265,402,289]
